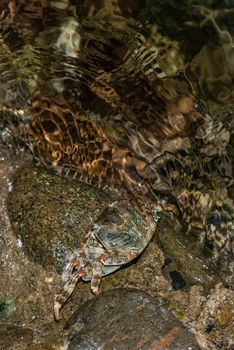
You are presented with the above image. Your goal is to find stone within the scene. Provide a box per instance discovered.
[0,324,33,349]
[155,212,228,290]
[63,288,200,350]
[7,164,110,272]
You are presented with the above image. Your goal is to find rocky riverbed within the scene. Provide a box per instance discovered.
[0,148,233,350]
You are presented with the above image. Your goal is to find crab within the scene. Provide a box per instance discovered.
[53,185,182,320]
[54,195,157,320]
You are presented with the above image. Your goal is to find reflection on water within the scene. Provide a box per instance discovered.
[0,1,233,110]
[0,1,233,262]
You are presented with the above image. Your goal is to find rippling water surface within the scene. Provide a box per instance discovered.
[0,1,233,110]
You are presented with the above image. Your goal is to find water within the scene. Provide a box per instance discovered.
[0,1,234,349]
[0,1,233,109]
[0,0,233,261]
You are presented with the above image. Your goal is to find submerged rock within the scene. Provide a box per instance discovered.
[0,324,33,349]
[7,164,110,273]
[155,212,228,290]
[63,288,200,350]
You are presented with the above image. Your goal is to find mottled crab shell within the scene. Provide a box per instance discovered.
[93,200,157,276]
[74,198,159,282]
[98,200,157,262]
[54,196,159,321]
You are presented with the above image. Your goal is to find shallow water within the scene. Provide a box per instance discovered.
[0,1,234,349]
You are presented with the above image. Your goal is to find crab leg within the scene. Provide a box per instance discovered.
[91,260,104,295]
[54,245,142,321]
[54,270,81,322]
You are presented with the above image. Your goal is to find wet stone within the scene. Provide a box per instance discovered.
[155,212,228,290]
[7,164,111,272]
[63,288,200,350]
[0,324,34,349]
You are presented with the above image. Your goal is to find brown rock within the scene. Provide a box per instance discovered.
[64,289,201,350]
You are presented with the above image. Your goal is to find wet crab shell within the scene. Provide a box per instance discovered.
[54,195,159,320]
[62,197,159,283]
